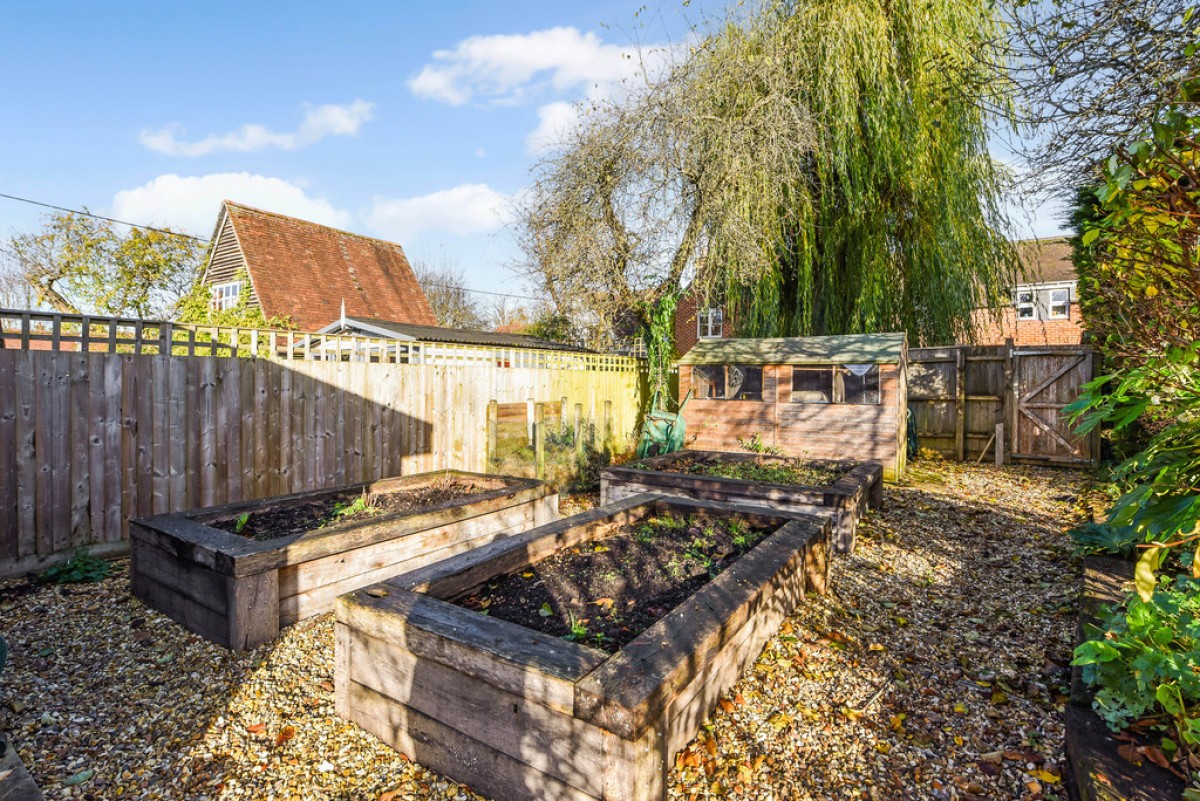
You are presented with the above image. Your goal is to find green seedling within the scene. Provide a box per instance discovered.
[234,512,251,533]
[564,612,590,642]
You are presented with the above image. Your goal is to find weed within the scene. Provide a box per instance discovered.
[331,493,379,521]
[564,612,590,642]
[39,548,111,584]
[634,523,658,544]
[234,512,250,533]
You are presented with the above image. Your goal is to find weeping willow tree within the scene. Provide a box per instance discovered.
[720,0,1017,343]
[516,0,1016,402]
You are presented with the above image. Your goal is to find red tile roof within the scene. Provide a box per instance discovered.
[219,201,437,331]
[1016,238,1076,285]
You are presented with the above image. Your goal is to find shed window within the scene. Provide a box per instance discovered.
[842,364,880,405]
[692,364,763,401]
[697,308,723,339]
[792,368,833,403]
[791,364,880,405]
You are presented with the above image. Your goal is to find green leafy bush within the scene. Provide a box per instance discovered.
[1067,522,1140,557]
[38,548,111,584]
[1073,577,1200,754]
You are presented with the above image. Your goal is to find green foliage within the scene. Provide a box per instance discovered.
[688,457,845,487]
[330,494,378,521]
[1073,577,1200,755]
[523,312,575,344]
[564,611,590,642]
[234,512,250,534]
[174,268,294,329]
[38,548,111,584]
[1067,521,1140,557]
[722,0,1016,346]
[6,211,205,317]
[1069,77,1200,777]
[738,432,784,456]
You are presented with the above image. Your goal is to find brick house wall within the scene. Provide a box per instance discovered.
[675,293,733,355]
[971,302,1085,347]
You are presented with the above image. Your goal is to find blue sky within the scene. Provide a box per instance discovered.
[0,1,1065,304]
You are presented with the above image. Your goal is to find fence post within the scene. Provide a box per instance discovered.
[574,402,584,459]
[526,397,535,444]
[487,400,498,471]
[534,403,546,480]
[995,422,1005,467]
[1003,337,1015,464]
[158,322,173,356]
[954,348,965,461]
[603,399,613,454]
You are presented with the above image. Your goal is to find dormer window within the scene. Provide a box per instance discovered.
[697,308,723,339]
[211,281,243,311]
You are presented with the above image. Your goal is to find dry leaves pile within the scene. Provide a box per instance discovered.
[0,461,1085,800]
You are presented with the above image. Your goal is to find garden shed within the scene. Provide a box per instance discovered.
[677,333,908,480]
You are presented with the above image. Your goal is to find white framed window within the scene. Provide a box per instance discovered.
[210,281,242,311]
[697,307,723,339]
[1015,289,1036,319]
[1048,288,1070,319]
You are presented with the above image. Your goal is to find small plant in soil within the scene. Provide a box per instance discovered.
[329,493,379,523]
[38,548,111,585]
[457,512,773,653]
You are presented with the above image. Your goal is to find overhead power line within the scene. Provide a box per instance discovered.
[0,191,208,242]
[0,189,534,301]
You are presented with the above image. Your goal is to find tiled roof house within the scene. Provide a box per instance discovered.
[202,201,437,331]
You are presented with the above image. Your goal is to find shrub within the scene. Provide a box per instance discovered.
[38,548,111,584]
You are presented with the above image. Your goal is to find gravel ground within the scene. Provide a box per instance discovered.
[0,461,1088,800]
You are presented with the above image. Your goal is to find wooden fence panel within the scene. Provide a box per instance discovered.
[0,349,643,573]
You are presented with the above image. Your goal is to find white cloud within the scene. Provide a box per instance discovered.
[140,100,375,157]
[525,101,580,154]
[366,184,510,243]
[408,27,656,106]
[111,173,351,236]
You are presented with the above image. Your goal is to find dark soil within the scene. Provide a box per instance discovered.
[212,478,506,541]
[456,513,773,653]
[646,455,847,487]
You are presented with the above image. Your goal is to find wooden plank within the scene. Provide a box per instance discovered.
[150,356,169,516]
[0,354,17,558]
[85,354,106,542]
[32,354,54,554]
[14,351,37,557]
[131,538,229,614]
[336,589,606,714]
[345,626,631,798]
[226,568,279,651]
[103,355,123,542]
[168,356,187,512]
[342,680,600,801]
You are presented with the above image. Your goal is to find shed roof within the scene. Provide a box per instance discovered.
[324,316,592,352]
[678,333,907,365]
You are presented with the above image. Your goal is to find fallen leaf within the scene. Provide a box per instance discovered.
[366,587,389,598]
[1032,768,1062,783]
[246,723,267,734]
[1142,745,1171,771]
[276,725,296,746]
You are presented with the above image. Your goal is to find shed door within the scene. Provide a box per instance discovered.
[1010,348,1095,465]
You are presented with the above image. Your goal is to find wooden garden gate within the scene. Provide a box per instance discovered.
[1010,347,1096,465]
[909,344,1096,466]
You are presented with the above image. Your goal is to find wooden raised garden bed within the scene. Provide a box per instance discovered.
[601,450,881,553]
[131,471,557,651]
[335,494,830,801]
